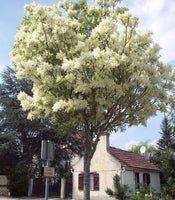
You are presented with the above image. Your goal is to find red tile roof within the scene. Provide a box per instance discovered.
[109,146,160,171]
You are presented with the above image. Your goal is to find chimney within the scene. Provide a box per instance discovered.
[100,132,110,151]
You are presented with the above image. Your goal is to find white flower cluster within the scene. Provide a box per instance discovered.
[53,98,88,112]
[18,92,33,111]
[117,11,138,28]
[11,0,174,123]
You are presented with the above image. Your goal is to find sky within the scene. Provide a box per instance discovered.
[0,0,174,150]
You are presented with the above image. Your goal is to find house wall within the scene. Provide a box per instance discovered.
[150,172,160,193]
[72,134,160,200]
[72,134,121,200]
[122,170,135,193]
[122,170,160,194]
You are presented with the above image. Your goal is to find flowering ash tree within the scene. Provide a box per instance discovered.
[11,0,175,199]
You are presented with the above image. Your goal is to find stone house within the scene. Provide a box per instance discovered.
[72,134,160,200]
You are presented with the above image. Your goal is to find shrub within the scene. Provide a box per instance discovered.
[105,174,129,200]
[131,193,159,200]
[136,183,154,195]
[161,177,175,198]
[131,183,160,200]
[7,161,30,197]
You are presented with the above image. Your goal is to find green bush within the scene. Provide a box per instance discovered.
[131,183,160,200]
[162,194,173,200]
[136,183,155,195]
[7,161,30,197]
[131,193,159,200]
[161,177,175,198]
[105,174,129,200]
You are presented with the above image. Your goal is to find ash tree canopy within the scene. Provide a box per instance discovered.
[11,0,175,199]
[11,0,174,132]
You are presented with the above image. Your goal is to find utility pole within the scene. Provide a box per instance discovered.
[41,140,55,200]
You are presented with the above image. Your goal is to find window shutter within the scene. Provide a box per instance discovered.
[78,173,84,190]
[147,174,150,185]
[135,173,140,189]
[94,173,99,191]
[143,173,150,186]
[143,174,146,184]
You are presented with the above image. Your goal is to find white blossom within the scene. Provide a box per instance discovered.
[11,0,174,126]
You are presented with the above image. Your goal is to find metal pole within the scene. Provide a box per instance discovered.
[45,160,50,200]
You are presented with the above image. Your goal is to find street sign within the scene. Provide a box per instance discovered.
[41,140,47,160]
[44,167,55,177]
[41,140,55,161]
[41,140,55,200]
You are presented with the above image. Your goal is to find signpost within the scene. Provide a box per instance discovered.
[44,167,55,177]
[41,140,55,200]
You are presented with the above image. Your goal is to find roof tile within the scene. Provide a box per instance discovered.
[109,146,160,171]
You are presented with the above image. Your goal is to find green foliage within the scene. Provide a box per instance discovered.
[130,183,161,200]
[149,114,175,199]
[7,161,30,197]
[106,188,114,196]
[0,67,83,179]
[160,195,173,200]
[161,177,175,198]
[136,183,153,195]
[150,115,175,185]
[128,140,156,153]
[0,67,34,172]
[131,184,163,200]
[157,116,173,151]
[131,193,159,200]
[105,174,129,200]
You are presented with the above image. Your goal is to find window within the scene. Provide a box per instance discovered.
[135,173,140,189]
[78,173,99,191]
[90,174,94,190]
[143,173,150,186]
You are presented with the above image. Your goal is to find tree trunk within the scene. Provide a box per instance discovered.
[83,141,91,200]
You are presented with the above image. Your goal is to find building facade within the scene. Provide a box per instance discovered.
[72,134,160,200]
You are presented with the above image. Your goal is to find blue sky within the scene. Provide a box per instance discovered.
[0,0,174,150]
